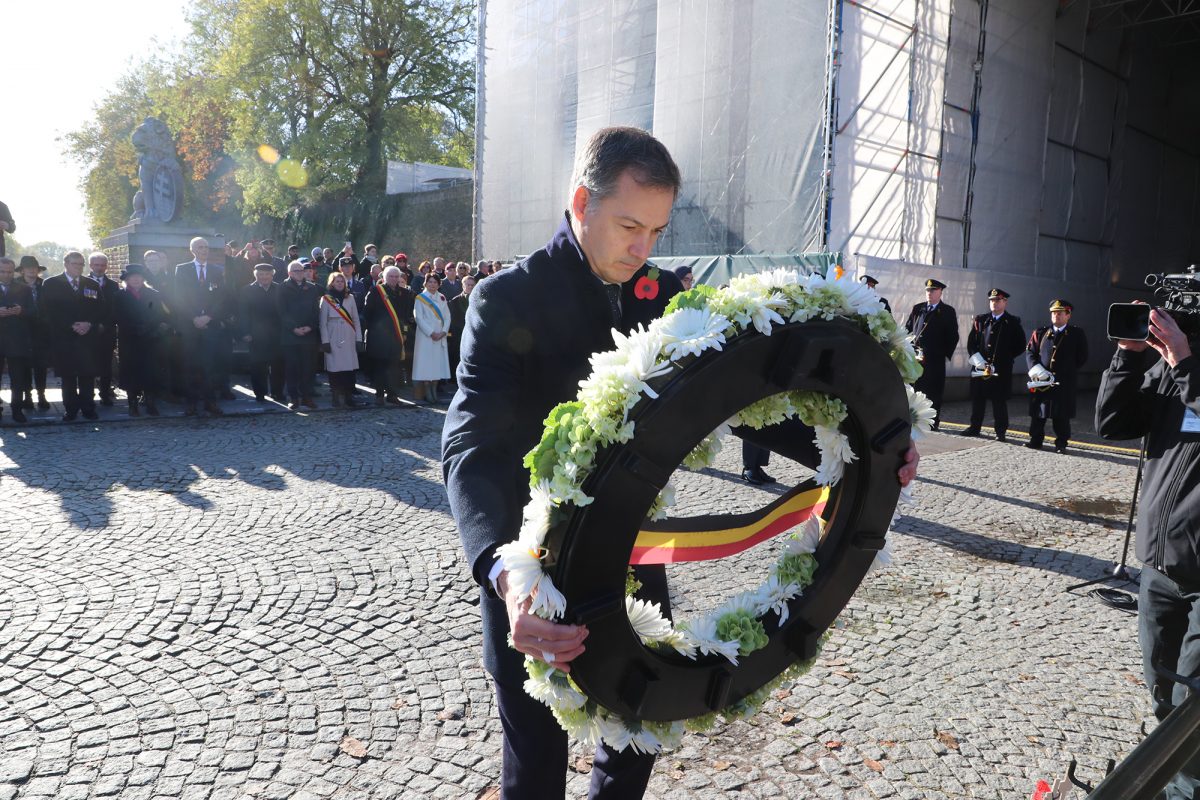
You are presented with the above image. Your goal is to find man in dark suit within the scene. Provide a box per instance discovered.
[17,255,50,411]
[904,278,959,429]
[239,264,285,402]
[1025,299,1089,453]
[962,287,1026,441]
[443,127,921,799]
[0,257,34,423]
[41,251,103,421]
[277,260,320,409]
[443,127,684,799]
[87,252,120,406]
[173,237,230,416]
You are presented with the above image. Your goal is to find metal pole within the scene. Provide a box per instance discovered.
[1088,690,1200,799]
[821,0,844,250]
[471,0,487,263]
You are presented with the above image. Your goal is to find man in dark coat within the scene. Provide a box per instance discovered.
[18,255,50,411]
[962,287,1026,441]
[363,266,413,404]
[173,237,230,416]
[1025,299,1089,453]
[114,264,170,416]
[443,127,685,798]
[41,251,103,421]
[277,260,320,409]
[904,278,958,429]
[447,273,476,379]
[443,126,923,799]
[861,274,891,313]
[87,252,120,406]
[239,264,285,402]
[0,257,34,423]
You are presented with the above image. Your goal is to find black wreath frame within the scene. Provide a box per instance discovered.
[542,318,911,722]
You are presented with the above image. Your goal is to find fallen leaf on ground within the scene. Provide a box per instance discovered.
[824,658,847,666]
[339,736,368,759]
[779,712,797,725]
[880,740,896,748]
[773,689,792,701]
[475,789,500,800]
[713,760,731,771]
[825,740,844,750]
[391,698,407,709]
[832,669,856,680]
[864,758,884,772]
[571,755,593,774]
[935,730,960,750]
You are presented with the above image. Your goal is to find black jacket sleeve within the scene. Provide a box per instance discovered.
[1096,347,1160,440]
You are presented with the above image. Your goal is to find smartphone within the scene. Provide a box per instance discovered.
[1107,303,1150,341]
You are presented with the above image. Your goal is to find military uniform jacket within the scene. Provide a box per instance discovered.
[0,281,34,358]
[904,302,959,361]
[239,281,282,357]
[967,312,1026,379]
[442,214,678,686]
[1026,323,1088,418]
[276,279,320,345]
[41,273,103,373]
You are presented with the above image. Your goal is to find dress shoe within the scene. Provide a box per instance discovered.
[374,394,386,406]
[995,432,1007,443]
[959,428,980,437]
[37,396,50,411]
[255,395,266,403]
[144,402,160,417]
[1024,442,1042,450]
[288,401,300,410]
[184,405,198,416]
[1055,446,1068,455]
[741,468,770,486]
[302,398,318,409]
[62,412,78,422]
[82,410,99,421]
[21,397,33,410]
[100,395,114,407]
[203,402,224,416]
[11,408,26,424]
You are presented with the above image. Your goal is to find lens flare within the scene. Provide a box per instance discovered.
[257,144,281,164]
[277,159,309,188]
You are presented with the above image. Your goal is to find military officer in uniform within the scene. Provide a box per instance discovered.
[904,278,959,429]
[861,274,890,313]
[962,288,1026,441]
[1025,299,1088,453]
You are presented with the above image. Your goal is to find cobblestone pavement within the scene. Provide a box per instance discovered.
[0,406,1151,799]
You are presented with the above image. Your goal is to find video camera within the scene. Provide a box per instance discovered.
[1107,265,1200,340]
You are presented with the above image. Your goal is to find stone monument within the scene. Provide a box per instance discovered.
[102,117,223,273]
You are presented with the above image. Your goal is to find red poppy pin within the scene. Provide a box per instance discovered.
[634,267,660,300]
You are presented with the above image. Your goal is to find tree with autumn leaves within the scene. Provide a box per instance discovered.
[66,0,474,245]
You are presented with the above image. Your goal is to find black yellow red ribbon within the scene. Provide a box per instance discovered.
[374,285,405,344]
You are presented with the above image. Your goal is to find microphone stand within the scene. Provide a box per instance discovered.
[1065,437,1146,594]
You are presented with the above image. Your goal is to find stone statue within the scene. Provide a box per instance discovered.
[129,117,184,224]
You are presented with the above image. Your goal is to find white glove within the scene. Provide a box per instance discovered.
[1028,364,1053,382]
[969,352,987,370]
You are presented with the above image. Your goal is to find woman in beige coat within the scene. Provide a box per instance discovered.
[319,272,362,407]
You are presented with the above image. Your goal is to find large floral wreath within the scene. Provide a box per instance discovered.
[497,268,935,753]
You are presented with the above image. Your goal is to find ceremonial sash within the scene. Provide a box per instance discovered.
[630,484,830,565]
[416,291,445,327]
[322,295,355,329]
[374,285,405,343]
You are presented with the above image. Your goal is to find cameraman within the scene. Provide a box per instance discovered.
[1097,305,1200,798]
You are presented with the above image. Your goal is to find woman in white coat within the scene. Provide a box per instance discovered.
[319,272,363,407]
[412,273,451,405]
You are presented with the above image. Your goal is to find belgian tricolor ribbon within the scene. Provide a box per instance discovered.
[322,295,355,329]
[375,285,405,344]
[630,483,830,565]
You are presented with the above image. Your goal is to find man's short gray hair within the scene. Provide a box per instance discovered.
[569,126,681,205]
[382,266,402,280]
[89,251,109,265]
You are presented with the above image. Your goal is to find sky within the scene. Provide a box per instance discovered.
[1,1,192,250]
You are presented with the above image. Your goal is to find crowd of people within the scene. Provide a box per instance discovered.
[0,237,506,422]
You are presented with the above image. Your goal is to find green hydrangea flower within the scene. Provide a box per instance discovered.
[774,552,818,588]
[715,610,769,656]
[664,283,718,314]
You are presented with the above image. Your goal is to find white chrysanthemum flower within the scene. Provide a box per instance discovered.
[557,709,605,749]
[625,597,674,642]
[519,481,556,545]
[716,591,760,619]
[784,514,822,555]
[754,267,802,291]
[754,575,802,624]
[628,725,666,755]
[745,294,788,336]
[653,307,730,360]
[647,479,676,521]
[908,385,937,440]
[836,274,885,317]
[812,425,856,486]
[657,629,698,659]
[598,715,635,753]
[524,670,587,711]
[610,326,673,398]
[679,617,742,665]
[493,542,566,619]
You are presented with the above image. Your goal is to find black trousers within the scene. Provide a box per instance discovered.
[59,369,96,416]
[23,349,47,398]
[248,353,284,400]
[371,358,404,398]
[743,441,770,470]
[328,370,355,393]
[96,333,116,399]
[1139,567,1200,799]
[1,355,29,406]
[1028,415,1070,449]
[968,376,1009,434]
[282,344,316,401]
[181,333,220,404]
[913,358,946,423]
